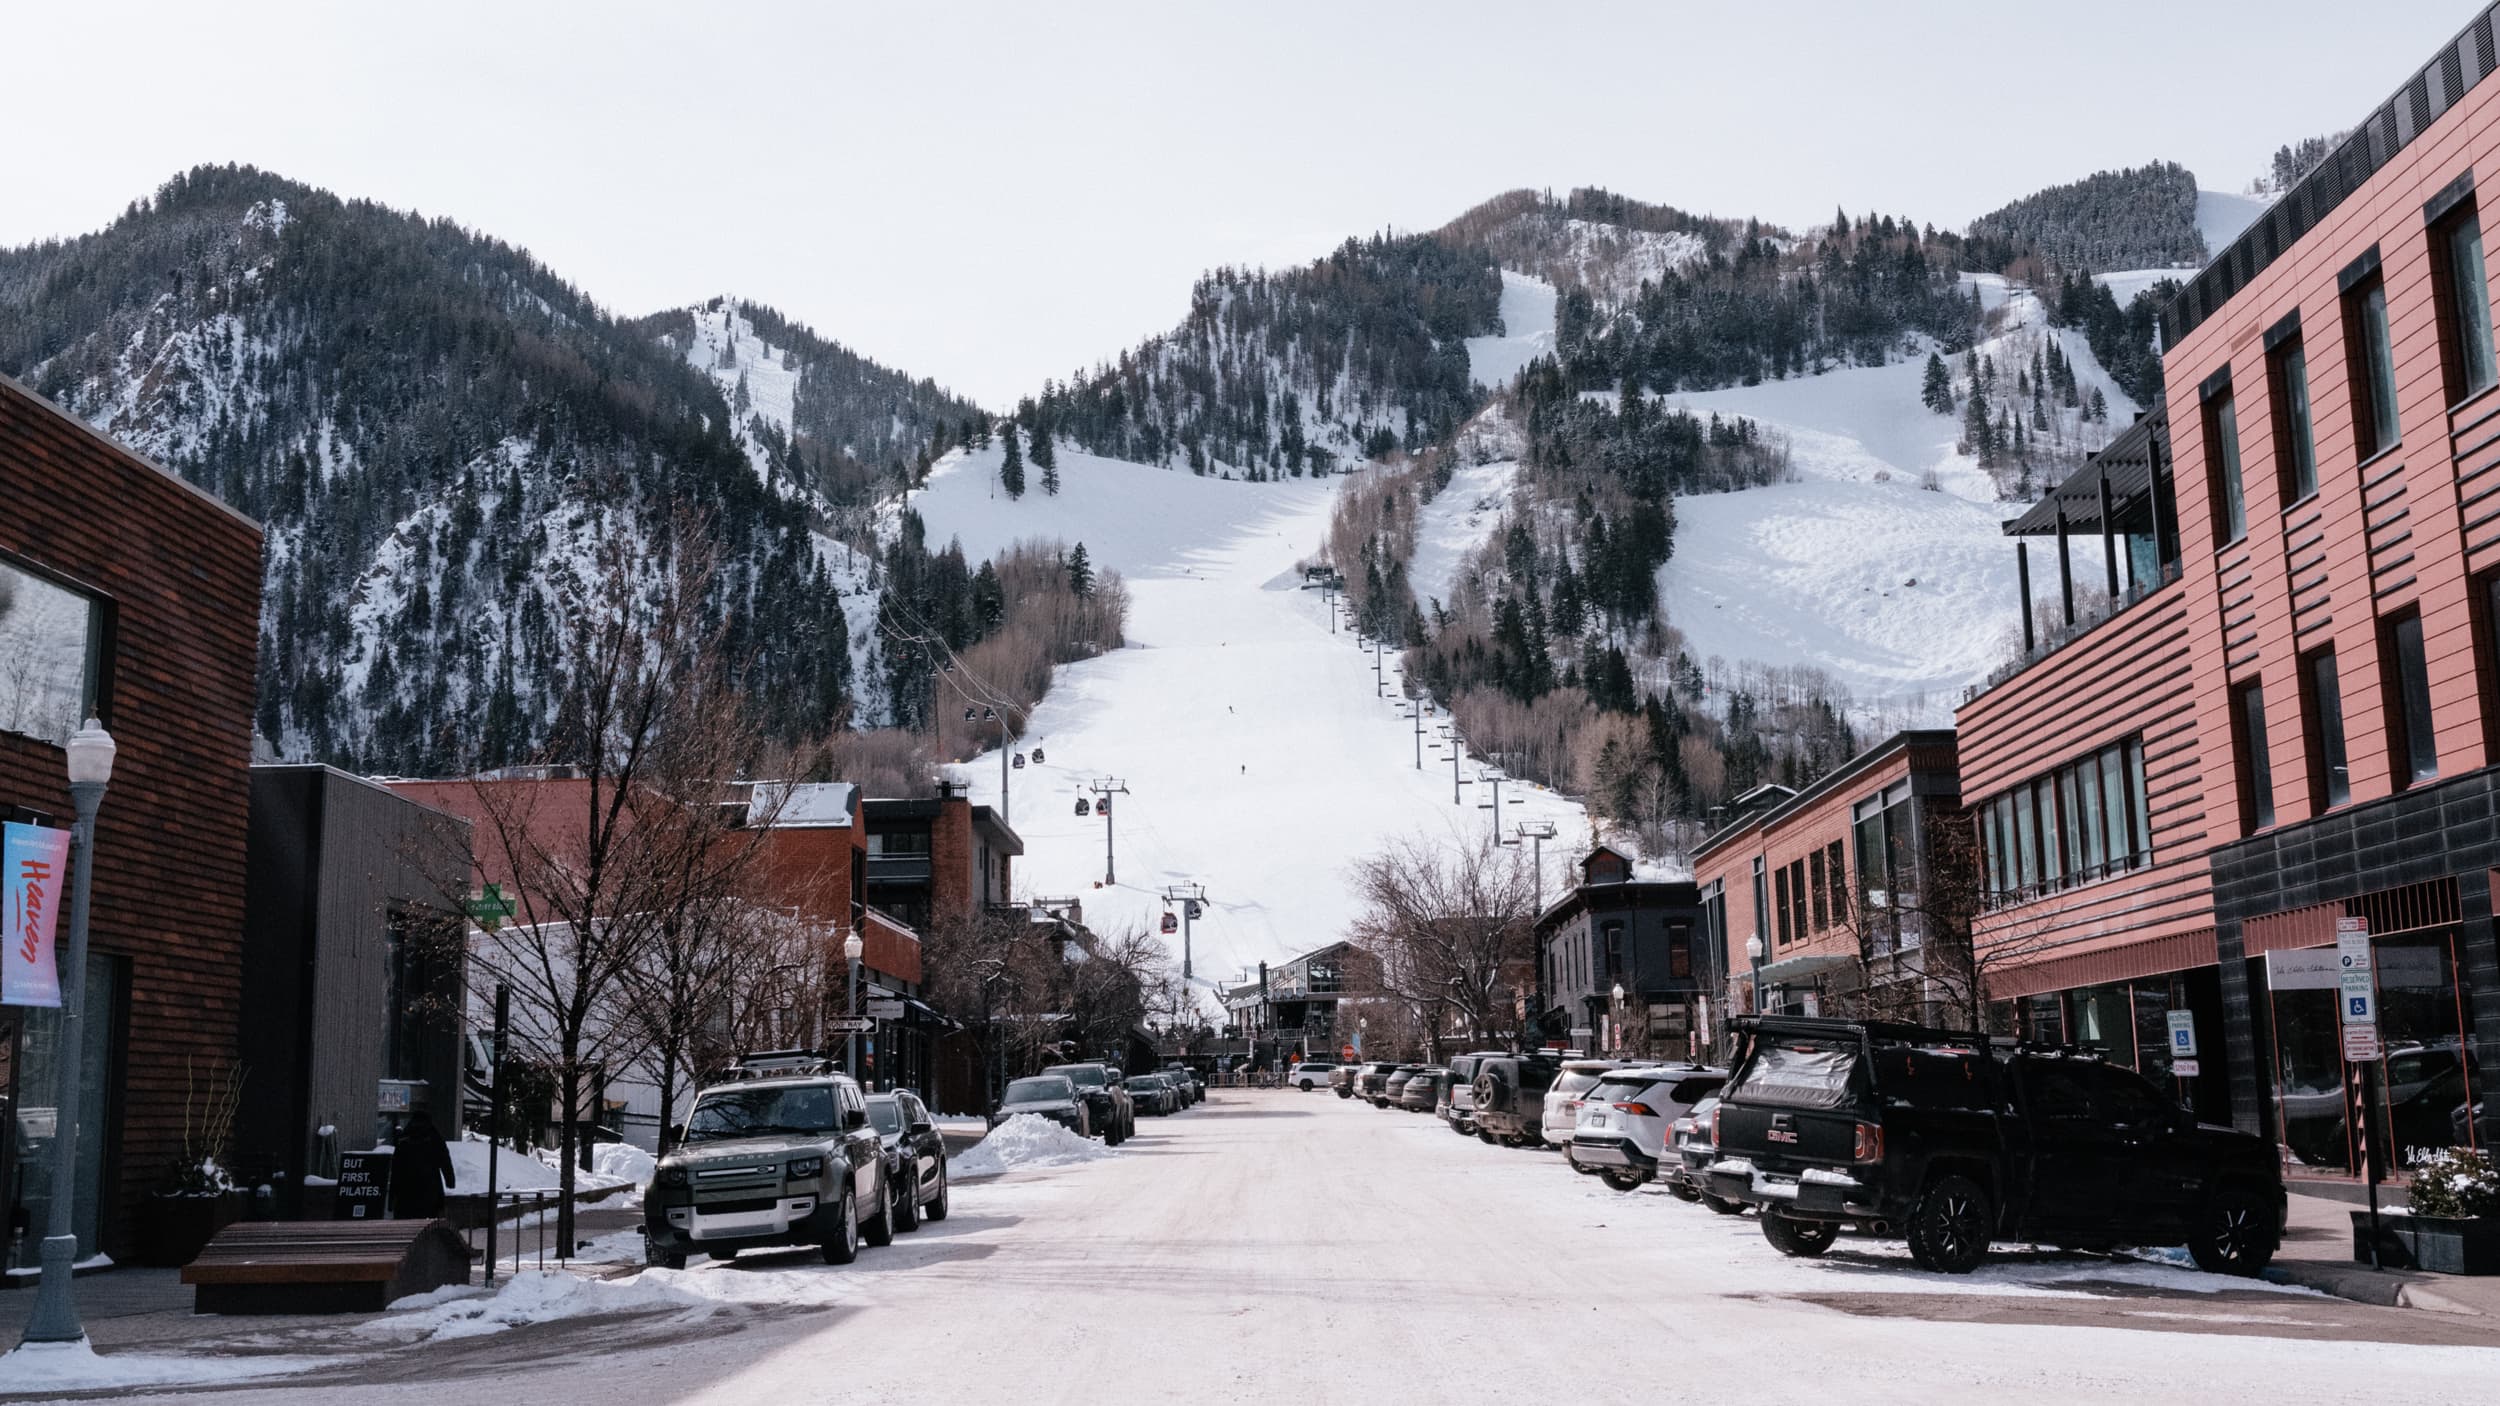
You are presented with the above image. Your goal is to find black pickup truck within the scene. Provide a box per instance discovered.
[1707,1017,2283,1276]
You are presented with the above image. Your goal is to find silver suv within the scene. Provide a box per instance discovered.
[644,1067,894,1268]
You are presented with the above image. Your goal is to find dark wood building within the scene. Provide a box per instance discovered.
[0,375,262,1267]
[1535,848,1710,1059]
[239,766,473,1213]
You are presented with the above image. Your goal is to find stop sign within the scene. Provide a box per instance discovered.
[1340,1045,1355,1060]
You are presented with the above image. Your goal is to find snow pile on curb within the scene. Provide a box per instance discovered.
[953,1114,1115,1177]
[366,1263,856,1342]
[594,1141,656,1188]
[0,1340,325,1392]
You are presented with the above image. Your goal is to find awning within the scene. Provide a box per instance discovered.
[1748,950,1858,987]
[2004,402,2169,537]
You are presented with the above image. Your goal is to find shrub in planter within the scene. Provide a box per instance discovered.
[2360,1147,2500,1275]
[2407,1146,2498,1221]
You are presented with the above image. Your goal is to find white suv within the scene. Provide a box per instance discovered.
[1541,1060,1626,1153]
[1290,1062,1338,1092]
[1568,1065,1726,1190]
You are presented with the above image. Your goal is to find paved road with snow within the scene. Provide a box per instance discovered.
[196,1091,2500,1405]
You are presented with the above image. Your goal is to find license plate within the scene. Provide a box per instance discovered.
[1588,1113,1608,1126]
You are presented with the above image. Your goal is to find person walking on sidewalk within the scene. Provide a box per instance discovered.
[391,1110,458,1220]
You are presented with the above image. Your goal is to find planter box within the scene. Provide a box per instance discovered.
[2351,1211,2500,1275]
[137,1192,245,1268]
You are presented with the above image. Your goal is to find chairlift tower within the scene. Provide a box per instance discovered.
[1476,768,1522,840]
[1089,778,1130,885]
[1433,726,1471,807]
[1512,820,1559,912]
[1161,881,1209,980]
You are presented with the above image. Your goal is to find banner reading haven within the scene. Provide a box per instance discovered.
[2,820,72,1008]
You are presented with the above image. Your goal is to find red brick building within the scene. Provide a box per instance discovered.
[0,376,263,1266]
[1692,731,1964,1046]
[1961,6,2500,1170]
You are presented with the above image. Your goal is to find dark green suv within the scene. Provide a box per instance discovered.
[645,1070,894,1268]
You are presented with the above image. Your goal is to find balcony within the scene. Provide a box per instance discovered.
[866,854,932,885]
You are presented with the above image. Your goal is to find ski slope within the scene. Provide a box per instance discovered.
[1465,271,1558,391]
[1657,276,2144,715]
[1409,457,1518,612]
[913,446,1589,993]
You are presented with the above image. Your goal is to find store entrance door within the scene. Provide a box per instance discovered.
[2265,928,2480,1178]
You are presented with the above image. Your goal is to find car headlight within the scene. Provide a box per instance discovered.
[786,1156,824,1179]
[657,1165,688,1187]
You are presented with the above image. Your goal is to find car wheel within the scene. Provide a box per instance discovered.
[863,1172,896,1248]
[708,1245,739,1262]
[1668,1181,1701,1203]
[1602,1168,1650,1192]
[925,1165,950,1223]
[1905,1174,1992,1274]
[2187,1182,2278,1277]
[1702,1193,1745,1216]
[821,1190,860,1265]
[895,1171,923,1233]
[1760,1210,1838,1257]
[1477,1128,1499,1145]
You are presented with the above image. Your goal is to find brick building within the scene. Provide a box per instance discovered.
[0,375,263,1267]
[1692,731,1966,1049]
[1961,6,2500,1172]
[862,785,1021,932]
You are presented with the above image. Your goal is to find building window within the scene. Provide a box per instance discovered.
[0,554,106,747]
[2347,276,2401,458]
[2381,610,2439,786]
[2435,205,2498,402]
[1787,858,1808,945]
[1772,866,1792,946]
[1977,737,2152,904]
[1668,921,1692,980]
[2231,681,2274,833]
[1823,841,1847,923]
[1751,858,1768,957]
[2204,392,2247,544]
[1602,921,1624,980]
[2269,339,2318,503]
[2302,648,2350,810]
[868,830,930,856]
[1808,847,1828,930]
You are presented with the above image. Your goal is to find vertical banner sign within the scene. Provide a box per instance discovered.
[2,821,72,1009]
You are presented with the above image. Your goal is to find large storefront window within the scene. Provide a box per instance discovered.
[2263,929,2479,1177]
[6,953,124,1269]
[2009,969,2229,1123]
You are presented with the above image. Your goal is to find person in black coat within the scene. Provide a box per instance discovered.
[391,1110,457,1220]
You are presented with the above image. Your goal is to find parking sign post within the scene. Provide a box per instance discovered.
[2336,916,2386,1263]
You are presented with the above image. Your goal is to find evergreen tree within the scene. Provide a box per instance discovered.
[1920,352,1953,414]
[1066,542,1094,600]
[1033,426,1060,495]
[999,422,1026,499]
[2088,386,2109,422]
[1964,383,1994,464]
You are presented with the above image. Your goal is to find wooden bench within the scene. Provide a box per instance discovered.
[180,1219,475,1314]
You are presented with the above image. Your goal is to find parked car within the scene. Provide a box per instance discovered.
[1470,1054,1562,1147]
[865,1088,951,1231]
[1665,1094,1744,1214]
[1709,1016,2285,1275]
[1569,1066,1725,1190]
[1545,1059,1628,1155]
[1442,1051,1505,1134]
[1162,1065,1203,1105]
[1399,1068,1449,1112]
[1379,1064,1428,1108]
[644,1068,893,1269]
[1331,1064,1360,1098]
[1125,1074,1174,1116]
[1356,1061,1402,1101]
[1041,1062,1135,1143]
[991,1075,1092,1136]
[1290,1061,1338,1093]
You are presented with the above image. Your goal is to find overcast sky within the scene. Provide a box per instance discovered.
[7,1,2476,407]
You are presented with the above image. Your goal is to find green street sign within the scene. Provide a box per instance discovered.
[466,882,516,928]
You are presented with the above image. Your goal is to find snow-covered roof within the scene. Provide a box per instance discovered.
[752,781,856,828]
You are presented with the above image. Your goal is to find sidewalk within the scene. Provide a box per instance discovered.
[2267,1189,2500,1317]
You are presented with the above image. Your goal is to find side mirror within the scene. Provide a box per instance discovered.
[909,1120,934,1135]
[846,1108,868,1130]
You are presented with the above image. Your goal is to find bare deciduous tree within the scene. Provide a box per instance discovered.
[1349,833,1541,1056]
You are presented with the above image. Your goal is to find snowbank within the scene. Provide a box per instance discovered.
[952,1114,1116,1178]
[0,1340,324,1393]
[369,1263,857,1342]
[594,1141,656,1188]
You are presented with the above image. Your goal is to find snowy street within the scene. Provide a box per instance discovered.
[88,1092,2492,1405]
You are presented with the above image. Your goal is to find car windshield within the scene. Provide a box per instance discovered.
[685,1085,840,1142]
[1005,1077,1075,1104]
[1554,1070,1613,1097]
[866,1101,905,1135]
[1729,1042,1862,1111]
[1590,1076,1658,1101]
[1048,1065,1106,1088]
[1125,1078,1160,1090]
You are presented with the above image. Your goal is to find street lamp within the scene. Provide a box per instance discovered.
[1745,935,1766,1019]
[843,929,865,1081]
[20,718,113,1348]
[1610,982,1626,1054]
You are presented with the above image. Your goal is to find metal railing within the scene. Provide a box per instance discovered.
[462,1190,559,1285]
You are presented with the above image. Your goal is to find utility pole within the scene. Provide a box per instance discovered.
[1162,882,1208,980]
[1090,778,1130,885]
